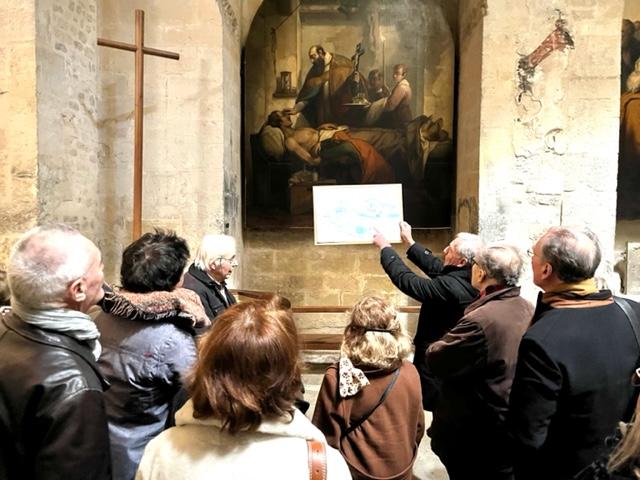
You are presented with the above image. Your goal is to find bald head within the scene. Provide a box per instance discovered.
[8,224,103,311]
[538,226,601,283]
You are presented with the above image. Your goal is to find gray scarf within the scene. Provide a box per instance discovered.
[11,299,102,360]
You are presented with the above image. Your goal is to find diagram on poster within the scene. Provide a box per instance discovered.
[313,184,403,245]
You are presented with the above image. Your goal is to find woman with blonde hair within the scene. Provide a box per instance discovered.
[312,295,424,480]
[136,299,350,480]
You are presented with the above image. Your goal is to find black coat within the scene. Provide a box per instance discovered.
[380,242,478,410]
[182,264,237,329]
[510,291,640,480]
[0,311,112,480]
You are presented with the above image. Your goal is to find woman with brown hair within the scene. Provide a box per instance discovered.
[135,299,350,480]
[312,295,424,480]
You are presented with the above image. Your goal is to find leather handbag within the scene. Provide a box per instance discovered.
[307,439,327,480]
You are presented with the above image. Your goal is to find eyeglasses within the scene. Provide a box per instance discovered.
[218,256,239,267]
[527,248,535,257]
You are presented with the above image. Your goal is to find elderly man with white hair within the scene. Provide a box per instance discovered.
[373,221,482,412]
[183,234,238,329]
[0,224,111,479]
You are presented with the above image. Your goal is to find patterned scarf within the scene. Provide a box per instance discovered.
[11,299,102,360]
[338,354,370,398]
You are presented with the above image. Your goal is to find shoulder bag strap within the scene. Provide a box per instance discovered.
[307,439,326,480]
[341,368,400,439]
[614,297,640,421]
[615,297,640,349]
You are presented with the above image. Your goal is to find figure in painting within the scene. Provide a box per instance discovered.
[380,64,413,129]
[622,19,640,93]
[266,110,395,184]
[367,69,390,101]
[618,60,640,219]
[292,45,363,127]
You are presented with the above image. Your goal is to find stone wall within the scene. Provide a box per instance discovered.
[36,0,101,244]
[242,228,450,335]
[97,0,230,283]
[0,2,38,267]
[458,0,624,300]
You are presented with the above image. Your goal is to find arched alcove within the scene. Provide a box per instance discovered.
[240,0,458,308]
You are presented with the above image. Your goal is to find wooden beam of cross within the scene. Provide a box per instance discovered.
[97,9,180,240]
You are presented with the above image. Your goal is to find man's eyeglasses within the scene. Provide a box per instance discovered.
[527,248,535,257]
[218,256,239,267]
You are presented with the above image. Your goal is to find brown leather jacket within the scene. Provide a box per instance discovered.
[0,311,112,480]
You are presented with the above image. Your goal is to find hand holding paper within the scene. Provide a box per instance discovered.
[399,221,415,247]
[372,228,392,250]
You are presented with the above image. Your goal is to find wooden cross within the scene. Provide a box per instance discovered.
[97,10,180,240]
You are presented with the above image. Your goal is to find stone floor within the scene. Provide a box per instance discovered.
[302,367,449,480]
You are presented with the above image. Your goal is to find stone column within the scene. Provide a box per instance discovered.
[0,0,100,266]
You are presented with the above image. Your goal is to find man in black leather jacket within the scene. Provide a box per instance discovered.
[0,224,111,479]
[373,221,481,411]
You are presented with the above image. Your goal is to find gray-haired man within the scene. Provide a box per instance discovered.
[373,221,482,411]
[510,226,640,479]
[0,224,111,479]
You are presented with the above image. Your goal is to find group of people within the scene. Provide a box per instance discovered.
[2,221,640,480]
[372,222,640,480]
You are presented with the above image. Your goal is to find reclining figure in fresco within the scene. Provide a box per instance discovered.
[266,109,395,184]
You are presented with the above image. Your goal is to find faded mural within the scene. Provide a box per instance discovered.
[620,16,640,220]
[244,0,455,229]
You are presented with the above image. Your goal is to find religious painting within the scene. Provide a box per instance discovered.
[244,0,455,229]
[619,13,640,220]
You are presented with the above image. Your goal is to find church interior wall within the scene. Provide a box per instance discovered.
[96,0,229,283]
[0,2,38,268]
[471,0,624,299]
[36,0,102,250]
[455,0,483,235]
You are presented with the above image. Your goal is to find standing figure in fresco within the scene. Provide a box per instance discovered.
[622,19,640,93]
[367,69,390,101]
[379,64,413,129]
[292,45,360,127]
[267,109,395,184]
[618,61,640,219]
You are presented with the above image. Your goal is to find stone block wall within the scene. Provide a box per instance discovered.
[97,0,229,282]
[36,0,102,245]
[0,2,38,267]
[458,0,625,300]
[242,228,450,334]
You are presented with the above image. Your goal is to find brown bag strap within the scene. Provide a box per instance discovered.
[307,439,327,480]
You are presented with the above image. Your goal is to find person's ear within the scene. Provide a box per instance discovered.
[540,262,553,280]
[67,278,87,303]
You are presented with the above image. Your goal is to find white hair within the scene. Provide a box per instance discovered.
[193,234,237,271]
[453,232,483,262]
[8,224,96,309]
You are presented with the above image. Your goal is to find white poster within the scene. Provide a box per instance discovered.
[313,184,404,245]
